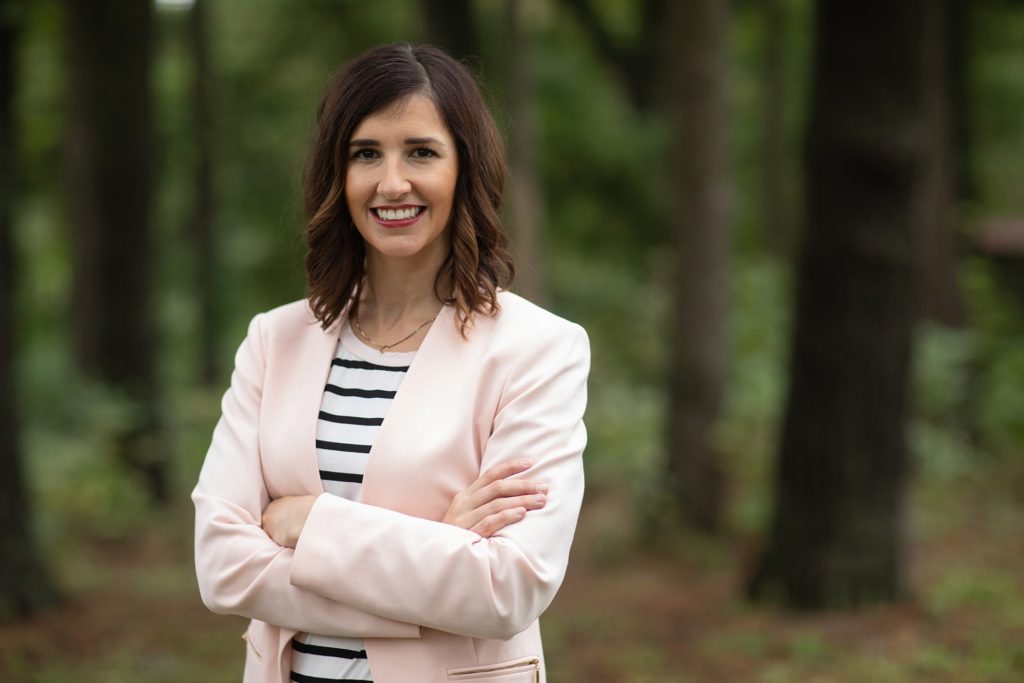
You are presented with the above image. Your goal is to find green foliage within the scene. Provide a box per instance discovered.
[531,9,671,262]
[718,256,791,534]
[909,325,980,483]
[972,2,1024,215]
[7,0,1024,680]
[26,397,152,542]
[957,256,1024,457]
[926,566,1022,618]
[730,0,812,252]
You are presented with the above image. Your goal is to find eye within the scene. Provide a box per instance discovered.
[410,147,438,159]
[351,148,379,161]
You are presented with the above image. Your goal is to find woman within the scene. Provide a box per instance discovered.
[192,43,589,683]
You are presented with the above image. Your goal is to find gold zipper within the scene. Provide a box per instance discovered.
[448,657,540,682]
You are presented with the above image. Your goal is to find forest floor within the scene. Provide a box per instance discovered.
[1,460,1023,683]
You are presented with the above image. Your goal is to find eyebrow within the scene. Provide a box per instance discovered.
[349,136,447,147]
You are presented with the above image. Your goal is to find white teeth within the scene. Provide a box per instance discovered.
[376,207,421,221]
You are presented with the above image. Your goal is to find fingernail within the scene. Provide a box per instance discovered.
[533,494,547,505]
[535,482,549,493]
[516,507,527,517]
[520,459,534,468]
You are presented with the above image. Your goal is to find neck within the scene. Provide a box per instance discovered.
[359,251,449,330]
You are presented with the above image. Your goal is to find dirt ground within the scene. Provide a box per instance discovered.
[1,472,1022,683]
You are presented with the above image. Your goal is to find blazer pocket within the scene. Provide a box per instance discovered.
[447,656,540,682]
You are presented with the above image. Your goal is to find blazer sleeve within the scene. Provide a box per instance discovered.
[290,322,589,640]
[192,313,421,639]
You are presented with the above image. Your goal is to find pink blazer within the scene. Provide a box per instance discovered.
[192,292,589,683]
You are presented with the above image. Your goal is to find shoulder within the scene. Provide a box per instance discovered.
[260,298,321,330]
[483,293,590,406]
[245,299,334,350]
[490,291,587,343]
[475,292,589,367]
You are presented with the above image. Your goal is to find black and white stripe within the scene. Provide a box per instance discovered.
[290,325,413,683]
[291,632,373,682]
[313,335,411,501]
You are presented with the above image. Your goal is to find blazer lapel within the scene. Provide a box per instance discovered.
[263,305,342,497]
[361,304,470,513]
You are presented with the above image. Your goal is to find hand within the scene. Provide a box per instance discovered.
[262,495,317,548]
[441,459,549,537]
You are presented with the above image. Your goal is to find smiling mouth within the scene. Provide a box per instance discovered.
[373,206,424,221]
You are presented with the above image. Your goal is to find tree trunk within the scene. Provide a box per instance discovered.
[747,0,926,608]
[502,0,545,303]
[664,0,730,532]
[947,0,974,204]
[188,0,218,385]
[554,0,726,532]
[0,0,59,620]
[66,0,167,502]
[914,0,965,327]
[420,0,480,61]
[760,0,791,256]
[558,0,667,112]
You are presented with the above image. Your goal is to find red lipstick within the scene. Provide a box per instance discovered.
[372,205,424,228]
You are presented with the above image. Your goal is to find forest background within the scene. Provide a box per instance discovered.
[2,0,1024,681]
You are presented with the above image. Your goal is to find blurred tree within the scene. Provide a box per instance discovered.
[561,0,729,531]
[748,0,926,607]
[947,0,974,203]
[65,0,167,502]
[759,0,792,255]
[0,0,59,620]
[915,0,966,327]
[187,0,219,385]
[501,0,546,303]
[558,0,666,111]
[663,0,730,532]
[420,0,480,60]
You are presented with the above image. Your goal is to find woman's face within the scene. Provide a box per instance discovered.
[345,94,458,269]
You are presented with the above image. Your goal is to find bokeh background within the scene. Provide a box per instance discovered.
[2,0,1024,681]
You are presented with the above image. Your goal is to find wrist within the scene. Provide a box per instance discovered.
[292,495,318,546]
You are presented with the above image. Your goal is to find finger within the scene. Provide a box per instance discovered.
[465,460,533,497]
[482,493,547,518]
[472,507,527,538]
[470,477,546,511]
[464,459,534,496]
[461,493,546,533]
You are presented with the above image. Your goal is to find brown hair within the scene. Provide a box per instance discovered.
[303,43,515,334]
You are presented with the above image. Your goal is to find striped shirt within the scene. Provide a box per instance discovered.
[290,322,414,683]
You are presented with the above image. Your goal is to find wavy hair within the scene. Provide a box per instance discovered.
[303,43,515,334]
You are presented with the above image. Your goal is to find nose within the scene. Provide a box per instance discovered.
[377,159,411,199]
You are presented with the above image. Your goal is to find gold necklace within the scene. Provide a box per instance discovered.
[352,311,437,352]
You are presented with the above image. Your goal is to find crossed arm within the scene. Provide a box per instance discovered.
[262,459,548,548]
[193,312,588,640]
